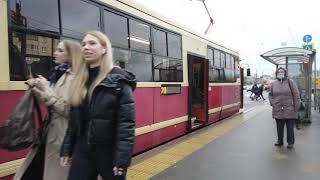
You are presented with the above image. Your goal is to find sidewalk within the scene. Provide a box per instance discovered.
[151,106,320,180]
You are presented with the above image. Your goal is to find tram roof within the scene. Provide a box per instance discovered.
[260,47,314,65]
[113,0,239,55]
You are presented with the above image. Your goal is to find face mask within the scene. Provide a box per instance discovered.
[277,73,285,79]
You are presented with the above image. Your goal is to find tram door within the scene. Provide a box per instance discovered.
[187,54,208,130]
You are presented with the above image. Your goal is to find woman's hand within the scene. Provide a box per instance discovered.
[60,156,71,167]
[26,76,57,105]
[113,166,125,176]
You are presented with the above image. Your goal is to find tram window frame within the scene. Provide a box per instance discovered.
[152,28,168,57]
[167,32,182,59]
[230,56,235,70]
[61,0,101,39]
[153,56,183,82]
[207,48,214,67]
[8,29,59,81]
[128,19,151,52]
[113,48,153,82]
[8,0,60,33]
[220,52,226,68]
[225,53,231,69]
[214,49,221,67]
[104,10,129,48]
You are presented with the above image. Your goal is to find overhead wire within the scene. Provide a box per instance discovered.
[201,0,215,34]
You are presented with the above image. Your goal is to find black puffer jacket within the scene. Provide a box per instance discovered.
[60,67,136,167]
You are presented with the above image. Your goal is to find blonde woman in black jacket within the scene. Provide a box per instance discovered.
[60,31,136,180]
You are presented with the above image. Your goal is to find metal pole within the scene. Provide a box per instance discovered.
[285,56,288,72]
[313,51,316,110]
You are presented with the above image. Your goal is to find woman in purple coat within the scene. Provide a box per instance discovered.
[269,67,300,149]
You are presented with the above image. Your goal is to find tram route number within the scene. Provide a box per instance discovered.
[161,84,181,95]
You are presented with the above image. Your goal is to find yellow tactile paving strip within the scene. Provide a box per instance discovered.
[127,107,265,180]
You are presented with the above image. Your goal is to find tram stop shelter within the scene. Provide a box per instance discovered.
[260,47,317,122]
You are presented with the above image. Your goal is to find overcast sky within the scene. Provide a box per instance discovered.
[133,0,320,76]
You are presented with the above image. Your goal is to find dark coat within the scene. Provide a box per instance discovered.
[60,67,136,168]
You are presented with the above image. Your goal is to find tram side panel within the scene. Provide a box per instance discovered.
[152,86,188,146]
[132,87,154,153]
[208,85,222,124]
[221,85,240,119]
[0,91,31,162]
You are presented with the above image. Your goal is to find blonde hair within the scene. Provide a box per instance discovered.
[69,31,114,106]
[61,40,82,72]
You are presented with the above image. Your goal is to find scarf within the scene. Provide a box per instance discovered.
[48,63,69,85]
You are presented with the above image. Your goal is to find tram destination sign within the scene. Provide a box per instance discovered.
[161,84,181,95]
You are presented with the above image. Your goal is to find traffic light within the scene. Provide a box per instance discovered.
[247,68,251,76]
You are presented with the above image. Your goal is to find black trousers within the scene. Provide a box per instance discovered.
[67,136,126,180]
[275,119,295,145]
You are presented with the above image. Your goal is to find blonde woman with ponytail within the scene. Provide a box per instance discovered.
[60,31,136,180]
[15,40,82,180]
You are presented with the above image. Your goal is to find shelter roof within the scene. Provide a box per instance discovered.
[260,47,313,65]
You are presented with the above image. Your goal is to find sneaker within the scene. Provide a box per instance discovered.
[274,142,283,146]
[287,144,294,149]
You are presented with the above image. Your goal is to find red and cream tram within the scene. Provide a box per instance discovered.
[0,0,242,179]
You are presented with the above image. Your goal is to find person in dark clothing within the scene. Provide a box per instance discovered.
[256,84,265,101]
[248,83,258,100]
[9,43,29,81]
[60,31,136,180]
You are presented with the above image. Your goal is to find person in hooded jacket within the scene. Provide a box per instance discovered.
[14,40,82,180]
[269,67,300,149]
[60,31,136,180]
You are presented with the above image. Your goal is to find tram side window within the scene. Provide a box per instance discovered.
[224,54,234,82]
[167,33,182,59]
[231,56,235,70]
[220,53,226,68]
[9,31,57,80]
[61,0,100,39]
[209,68,221,82]
[225,54,231,69]
[153,56,183,82]
[152,28,167,56]
[207,48,213,66]
[113,48,153,82]
[235,57,240,79]
[9,0,59,32]
[129,19,150,52]
[214,49,221,67]
[231,56,236,81]
[224,69,234,82]
[104,11,129,48]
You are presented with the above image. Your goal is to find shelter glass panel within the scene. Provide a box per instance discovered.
[61,0,100,39]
